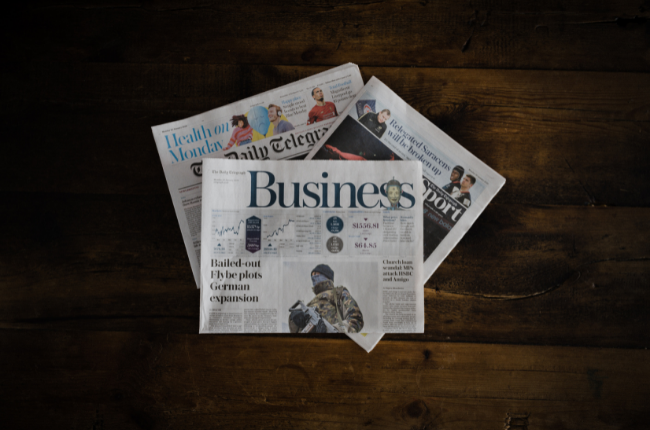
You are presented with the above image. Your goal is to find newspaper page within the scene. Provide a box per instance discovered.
[151,65,384,351]
[307,77,506,344]
[199,159,424,335]
[150,64,364,288]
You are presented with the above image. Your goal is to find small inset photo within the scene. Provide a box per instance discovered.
[281,262,379,334]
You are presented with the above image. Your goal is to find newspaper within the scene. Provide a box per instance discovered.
[150,64,384,350]
[307,77,506,344]
[150,64,364,288]
[199,159,424,335]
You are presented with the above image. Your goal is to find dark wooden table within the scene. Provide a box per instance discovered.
[2,2,649,429]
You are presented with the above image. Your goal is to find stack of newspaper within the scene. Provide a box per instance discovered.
[151,64,505,352]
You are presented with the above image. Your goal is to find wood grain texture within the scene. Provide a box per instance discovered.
[2,1,650,426]
[2,329,649,430]
[2,193,648,347]
[2,64,649,207]
[5,1,650,71]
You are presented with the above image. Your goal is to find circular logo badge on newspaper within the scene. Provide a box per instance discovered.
[326,216,344,234]
[326,236,344,253]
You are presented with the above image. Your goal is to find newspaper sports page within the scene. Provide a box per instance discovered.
[308,76,506,290]
[150,64,364,288]
[199,159,424,335]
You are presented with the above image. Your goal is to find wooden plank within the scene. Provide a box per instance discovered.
[6,1,650,71]
[1,329,649,429]
[2,64,649,206]
[4,64,649,121]
[2,193,648,347]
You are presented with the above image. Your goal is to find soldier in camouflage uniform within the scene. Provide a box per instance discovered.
[289,264,364,333]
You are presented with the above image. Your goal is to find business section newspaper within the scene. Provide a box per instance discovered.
[151,63,364,288]
[199,159,424,335]
[307,76,506,295]
[151,64,387,350]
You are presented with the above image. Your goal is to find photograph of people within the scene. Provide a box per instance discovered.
[307,87,338,124]
[288,264,364,334]
[359,108,390,139]
[450,174,475,208]
[385,178,402,210]
[442,165,465,195]
[267,104,294,134]
[224,114,253,150]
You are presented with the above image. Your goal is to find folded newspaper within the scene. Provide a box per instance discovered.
[307,77,506,341]
[151,64,384,350]
[199,159,424,334]
[151,64,364,287]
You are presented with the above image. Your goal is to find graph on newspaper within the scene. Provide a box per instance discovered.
[211,210,322,257]
[211,209,416,258]
[200,159,425,335]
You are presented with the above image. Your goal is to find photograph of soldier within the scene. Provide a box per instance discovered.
[288,264,364,334]
[307,87,338,124]
[442,165,465,195]
[358,108,390,139]
[450,174,475,208]
[267,104,295,135]
[385,178,402,210]
[224,114,254,150]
